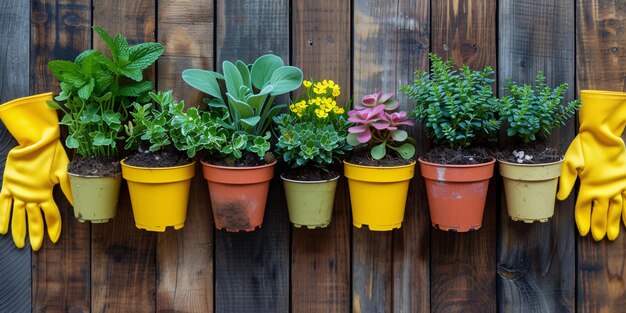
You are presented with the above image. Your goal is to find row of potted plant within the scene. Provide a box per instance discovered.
[46,27,580,233]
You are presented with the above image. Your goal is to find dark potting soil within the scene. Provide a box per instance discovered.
[204,152,275,167]
[498,146,563,164]
[124,148,192,168]
[421,147,493,165]
[347,148,412,167]
[282,166,339,181]
[68,156,121,176]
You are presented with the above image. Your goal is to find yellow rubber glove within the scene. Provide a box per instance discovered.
[0,93,72,251]
[558,90,626,241]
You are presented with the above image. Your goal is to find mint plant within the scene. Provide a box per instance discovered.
[401,53,500,148]
[499,72,581,143]
[47,26,163,158]
[182,54,303,163]
[346,92,416,160]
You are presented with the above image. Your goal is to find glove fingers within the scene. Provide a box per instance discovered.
[591,198,609,241]
[11,199,26,249]
[557,136,583,201]
[607,194,623,241]
[575,196,593,238]
[25,203,44,251]
[40,199,61,244]
[0,189,12,234]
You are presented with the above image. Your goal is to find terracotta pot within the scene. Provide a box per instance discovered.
[499,159,563,223]
[344,161,416,231]
[419,157,495,232]
[68,172,121,223]
[201,160,276,232]
[281,174,339,229]
[121,159,195,231]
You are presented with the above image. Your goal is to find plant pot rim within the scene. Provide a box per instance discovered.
[343,160,416,169]
[120,158,196,170]
[200,159,277,170]
[497,157,564,167]
[67,171,122,178]
[280,173,340,184]
[418,157,495,168]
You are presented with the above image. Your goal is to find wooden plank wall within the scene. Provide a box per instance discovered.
[0,0,625,312]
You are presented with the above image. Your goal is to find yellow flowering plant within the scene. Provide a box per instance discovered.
[273,79,352,179]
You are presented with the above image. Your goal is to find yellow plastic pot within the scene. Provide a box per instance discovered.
[281,174,339,229]
[344,161,416,231]
[68,172,122,223]
[121,160,195,231]
[499,159,563,223]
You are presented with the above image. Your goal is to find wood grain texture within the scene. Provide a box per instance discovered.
[497,1,576,312]
[353,1,430,312]
[214,1,290,312]
[430,0,498,312]
[30,1,92,312]
[156,1,214,312]
[91,1,157,312]
[290,1,351,313]
[576,0,626,312]
[0,1,31,313]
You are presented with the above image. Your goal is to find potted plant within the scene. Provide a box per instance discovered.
[122,90,201,231]
[497,72,580,223]
[401,53,500,232]
[273,79,351,228]
[344,91,416,231]
[182,54,303,231]
[47,26,164,223]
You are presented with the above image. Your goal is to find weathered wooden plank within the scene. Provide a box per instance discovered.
[0,1,31,313]
[290,1,351,313]
[30,1,92,312]
[576,0,626,311]
[497,1,576,312]
[430,0,498,312]
[91,1,157,312]
[156,1,214,312]
[214,1,290,312]
[353,1,430,312]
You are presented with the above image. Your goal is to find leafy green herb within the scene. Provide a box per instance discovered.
[47,26,164,158]
[401,53,500,148]
[499,72,581,143]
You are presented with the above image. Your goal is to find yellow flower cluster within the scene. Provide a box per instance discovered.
[291,79,345,119]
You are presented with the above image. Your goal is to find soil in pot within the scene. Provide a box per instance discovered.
[124,147,192,167]
[347,147,412,167]
[281,165,339,181]
[421,147,493,165]
[68,156,121,175]
[204,151,276,167]
[498,146,562,164]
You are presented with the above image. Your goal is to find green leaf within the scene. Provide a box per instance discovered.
[247,85,272,113]
[390,129,408,142]
[390,143,416,160]
[119,67,143,81]
[92,132,113,146]
[93,26,117,60]
[65,135,79,149]
[46,100,62,110]
[182,69,224,101]
[241,116,260,128]
[126,42,164,70]
[227,93,253,118]
[371,142,387,160]
[250,54,283,89]
[269,66,303,95]
[77,78,95,99]
[346,133,360,146]
[236,60,251,90]
[223,61,244,100]
[118,80,154,97]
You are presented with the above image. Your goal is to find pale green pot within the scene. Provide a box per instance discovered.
[281,174,339,229]
[68,172,122,223]
[499,159,563,223]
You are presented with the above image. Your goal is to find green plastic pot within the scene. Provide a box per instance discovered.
[499,159,563,223]
[281,174,339,229]
[68,172,122,223]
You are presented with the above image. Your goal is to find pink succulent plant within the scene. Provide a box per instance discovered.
[346,92,415,160]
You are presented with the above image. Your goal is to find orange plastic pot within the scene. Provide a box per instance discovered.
[201,160,276,232]
[419,157,495,232]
